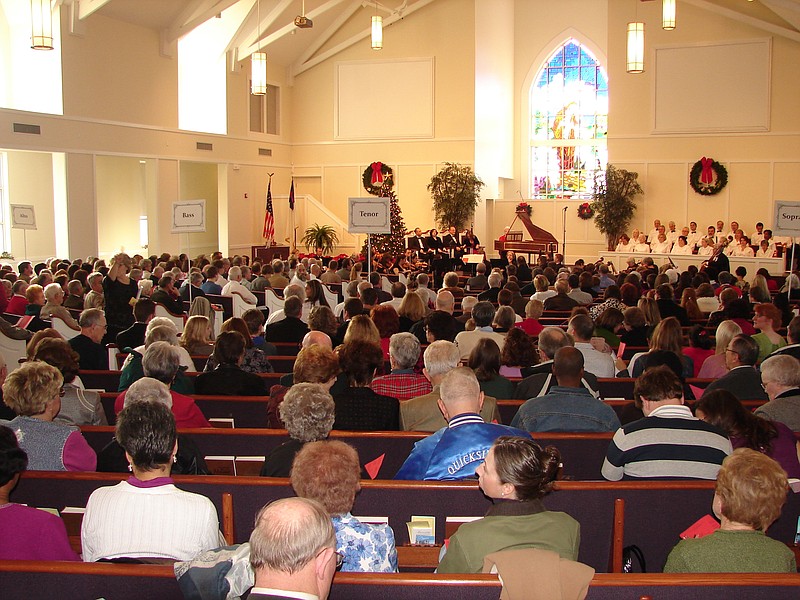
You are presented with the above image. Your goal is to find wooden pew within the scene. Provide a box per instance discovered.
[18,473,799,573]
[79,370,285,393]
[2,560,800,600]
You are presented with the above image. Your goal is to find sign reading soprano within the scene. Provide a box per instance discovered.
[773,201,800,238]
[171,200,206,234]
[348,197,391,233]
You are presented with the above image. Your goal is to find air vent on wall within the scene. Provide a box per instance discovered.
[258,148,272,157]
[13,123,41,135]
[196,142,213,151]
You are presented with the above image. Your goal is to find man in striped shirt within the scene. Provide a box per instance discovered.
[601,366,732,480]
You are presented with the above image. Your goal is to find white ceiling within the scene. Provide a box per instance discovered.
[55,0,800,75]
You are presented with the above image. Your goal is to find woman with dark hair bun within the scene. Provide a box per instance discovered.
[468,338,515,399]
[437,436,579,573]
[0,425,79,560]
[694,390,800,478]
[683,325,715,378]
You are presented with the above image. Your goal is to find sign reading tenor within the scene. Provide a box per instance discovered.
[172,200,206,234]
[348,197,391,233]
[773,201,800,238]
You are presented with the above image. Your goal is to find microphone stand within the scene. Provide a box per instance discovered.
[562,206,568,260]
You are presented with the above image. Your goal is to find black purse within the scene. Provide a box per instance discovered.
[621,544,646,573]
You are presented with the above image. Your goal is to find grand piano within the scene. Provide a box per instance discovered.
[494,207,558,259]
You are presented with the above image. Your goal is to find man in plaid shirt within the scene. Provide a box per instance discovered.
[371,333,432,401]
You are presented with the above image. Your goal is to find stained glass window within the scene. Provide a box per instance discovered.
[530,39,608,199]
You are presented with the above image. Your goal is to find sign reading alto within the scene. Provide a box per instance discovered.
[348,197,391,233]
[171,200,206,233]
[773,201,800,238]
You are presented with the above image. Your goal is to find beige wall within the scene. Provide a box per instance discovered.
[5,151,57,261]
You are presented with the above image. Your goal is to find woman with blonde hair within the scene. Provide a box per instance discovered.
[188,296,216,340]
[180,315,214,356]
[397,291,427,332]
[637,296,661,327]
[698,320,743,378]
[628,316,693,378]
[342,314,381,347]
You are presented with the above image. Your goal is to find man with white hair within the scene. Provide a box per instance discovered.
[477,272,503,303]
[371,333,432,400]
[41,282,80,330]
[84,272,105,309]
[395,367,528,480]
[400,341,500,432]
[222,266,257,305]
[69,308,108,370]
[441,271,464,299]
[415,273,437,306]
[266,284,308,325]
[755,354,800,432]
[248,497,338,600]
[456,295,477,326]
[453,301,505,360]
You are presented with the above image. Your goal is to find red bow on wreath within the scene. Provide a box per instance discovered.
[370,162,384,185]
[700,157,714,184]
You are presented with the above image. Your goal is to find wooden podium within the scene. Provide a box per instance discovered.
[251,245,290,263]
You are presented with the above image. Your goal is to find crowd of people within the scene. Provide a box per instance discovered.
[1,243,798,588]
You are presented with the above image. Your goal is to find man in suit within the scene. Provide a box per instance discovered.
[179,272,206,303]
[407,227,426,251]
[69,308,109,370]
[151,276,185,315]
[476,272,503,303]
[264,296,309,344]
[655,284,690,326]
[702,334,768,401]
[116,298,155,351]
[247,497,338,600]
[466,262,488,291]
[400,340,500,431]
[441,226,463,259]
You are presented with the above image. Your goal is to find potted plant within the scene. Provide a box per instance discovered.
[427,163,485,230]
[301,223,339,255]
[591,165,643,251]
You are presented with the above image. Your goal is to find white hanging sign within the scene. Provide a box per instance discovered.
[348,197,391,233]
[10,205,37,230]
[171,200,206,233]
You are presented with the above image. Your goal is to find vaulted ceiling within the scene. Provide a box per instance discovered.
[55,0,800,77]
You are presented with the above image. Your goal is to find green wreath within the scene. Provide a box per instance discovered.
[690,158,728,196]
[362,162,394,196]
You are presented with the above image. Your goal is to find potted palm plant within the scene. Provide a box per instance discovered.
[301,223,339,255]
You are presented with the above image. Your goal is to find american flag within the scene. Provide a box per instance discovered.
[263,176,275,242]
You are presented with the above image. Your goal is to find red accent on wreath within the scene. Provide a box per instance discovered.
[700,157,714,184]
[370,162,384,185]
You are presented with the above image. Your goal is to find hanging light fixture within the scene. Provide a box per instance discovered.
[30,0,54,50]
[662,0,676,30]
[626,22,645,73]
[251,0,267,95]
[371,3,383,50]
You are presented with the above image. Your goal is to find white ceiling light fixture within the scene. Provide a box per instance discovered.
[662,0,676,30]
[251,0,267,95]
[30,0,54,50]
[627,21,645,73]
[371,2,383,50]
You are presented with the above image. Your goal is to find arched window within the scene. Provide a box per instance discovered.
[529,39,608,199]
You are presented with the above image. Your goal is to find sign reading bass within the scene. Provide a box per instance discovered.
[172,200,206,233]
[348,197,391,233]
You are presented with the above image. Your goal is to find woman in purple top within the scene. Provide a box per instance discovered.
[0,361,96,471]
[0,425,79,561]
[695,390,800,478]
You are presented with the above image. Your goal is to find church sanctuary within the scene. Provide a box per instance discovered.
[2,2,800,599]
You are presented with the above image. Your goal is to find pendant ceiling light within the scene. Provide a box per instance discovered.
[30,0,54,50]
[626,22,645,73]
[662,0,676,30]
[371,3,383,50]
[251,0,267,95]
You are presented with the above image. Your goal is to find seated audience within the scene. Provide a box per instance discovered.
[697,320,742,379]
[567,314,621,378]
[400,341,501,432]
[261,383,335,477]
[437,436,579,573]
[150,275,185,315]
[81,401,223,561]
[6,280,28,315]
[701,334,768,401]
[593,308,624,350]
[395,367,528,480]
[116,298,156,351]
[683,325,715,378]
[195,331,269,396]
[500,327,536,378]
[205,317,273,374]
[0,361,96,471]
[602,365,732,480]
[628,317,693,379]
[371,332,432,400]
[469,338,515,399]
[118,324,194,393]
[454,301,506,360]
[247,497,337,600]
[267,345,340,429]
[371,304,400,360]
[291,440,398,572]
[695,389,800,478]
[664,449,795,573]
[0,425,79,561]
[68,308,109,370]
[24,283,45,317]
[755,355,800,432]
[751,303,787,363]
[515,299,544,337]
[512,347,620,433]
[264,296,309,343]
[35,338,107,426]
[333,340,399,431]
[180,315,215,356]
[40,282,80,330]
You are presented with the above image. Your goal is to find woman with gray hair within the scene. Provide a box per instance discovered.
[97,377,209,475]
[115,342,209,427]
[119,324,196,393]
[260,383,336,477]
[40,282,80,331]
[123,317,195,371]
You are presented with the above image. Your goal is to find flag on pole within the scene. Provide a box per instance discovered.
[288,179,295,211]
[263,174,275,243]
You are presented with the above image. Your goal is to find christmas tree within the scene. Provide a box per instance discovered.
[361,179,407,258]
